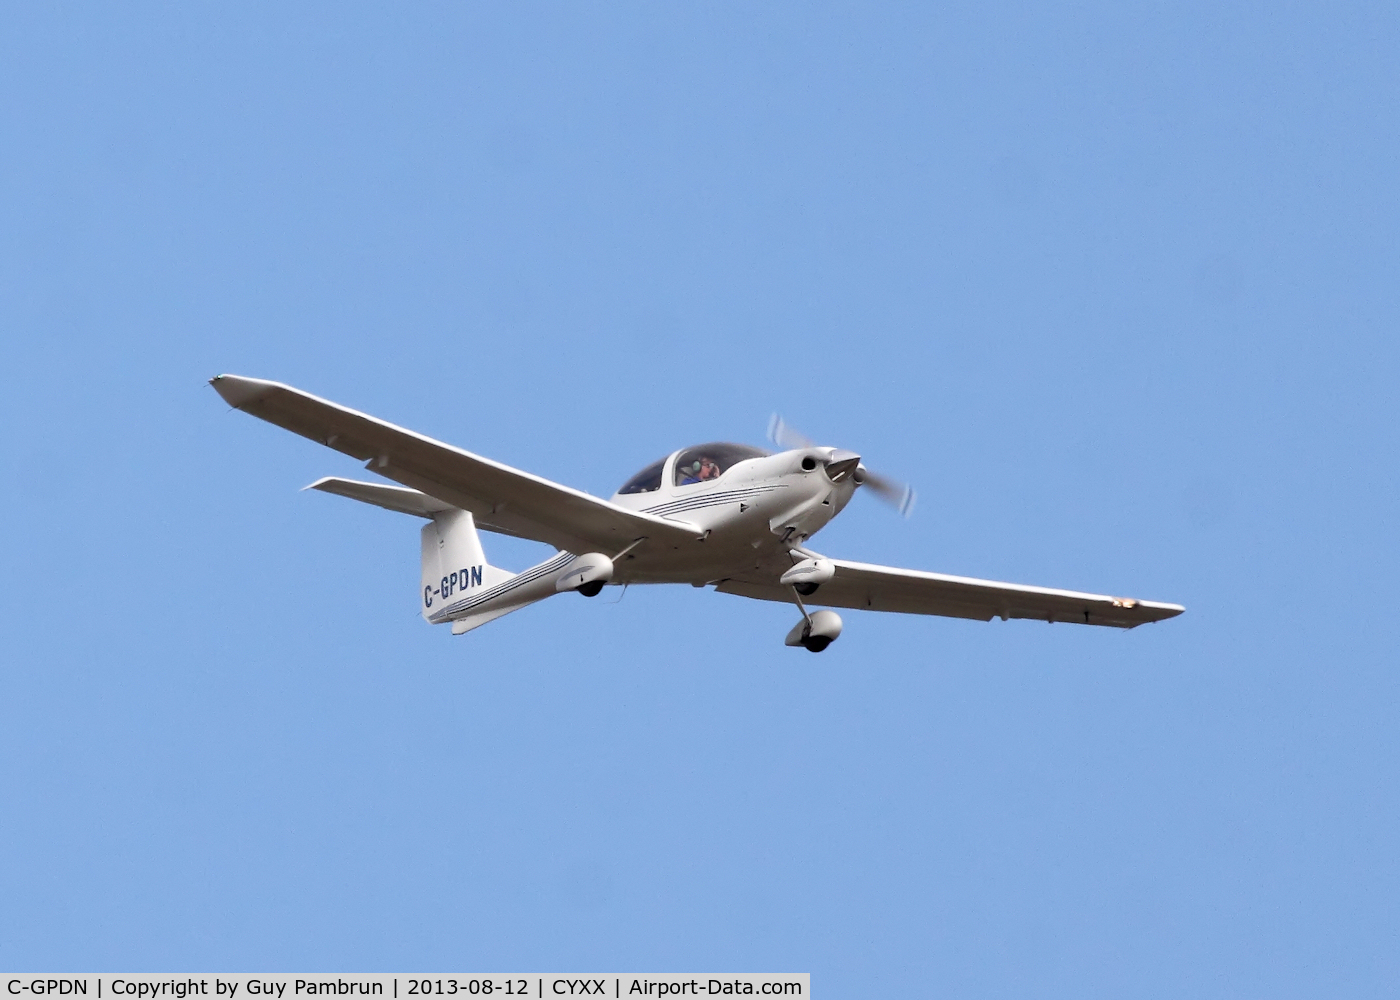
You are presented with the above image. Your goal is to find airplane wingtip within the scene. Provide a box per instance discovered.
[209,373,278,409]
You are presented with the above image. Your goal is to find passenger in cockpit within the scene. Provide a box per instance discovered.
[697,456,722,481]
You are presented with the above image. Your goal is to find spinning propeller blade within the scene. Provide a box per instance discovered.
[862,471,917,517]
[767,414,814,451]
[767,414,917,518]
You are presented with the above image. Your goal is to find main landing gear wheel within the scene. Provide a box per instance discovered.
[577,581,605,597]
[784,608,843,653]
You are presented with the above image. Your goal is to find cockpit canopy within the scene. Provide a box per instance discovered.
[672,443,767,486]
[615,442,768,495]
[616,457,667,495]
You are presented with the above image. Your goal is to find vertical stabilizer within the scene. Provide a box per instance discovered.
[420,510,512,621]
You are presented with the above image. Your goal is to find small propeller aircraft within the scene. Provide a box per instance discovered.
[211,375,1184,651]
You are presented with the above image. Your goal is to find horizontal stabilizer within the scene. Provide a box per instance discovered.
[305,477,454,518]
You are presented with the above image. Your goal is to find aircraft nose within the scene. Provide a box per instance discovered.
[825,450,862,483]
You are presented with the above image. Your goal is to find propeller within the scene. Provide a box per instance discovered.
[768,414,917,517]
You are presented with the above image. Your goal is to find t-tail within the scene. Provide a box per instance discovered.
[307,476,581,635]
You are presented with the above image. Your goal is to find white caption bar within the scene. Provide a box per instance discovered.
[0,977,809,1000]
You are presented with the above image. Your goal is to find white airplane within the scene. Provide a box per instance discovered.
[211,375,1184,651]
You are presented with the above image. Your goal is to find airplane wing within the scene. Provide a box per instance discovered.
[211,375,703,554]
[716,558,1184,629]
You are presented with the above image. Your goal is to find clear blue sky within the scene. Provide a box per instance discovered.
[2,3,1397,995]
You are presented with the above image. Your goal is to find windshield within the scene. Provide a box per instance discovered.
[617,457,666,495]
[673,443,768,486]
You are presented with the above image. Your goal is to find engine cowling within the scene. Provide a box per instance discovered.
[555,553,615,596]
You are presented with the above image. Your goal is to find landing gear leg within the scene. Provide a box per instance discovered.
[791,586,813,628]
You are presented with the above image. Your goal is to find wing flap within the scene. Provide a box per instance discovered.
[718,558,1184,629]
[212,375,701,553]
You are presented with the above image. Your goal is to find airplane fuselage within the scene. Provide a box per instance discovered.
[606,446,860,585]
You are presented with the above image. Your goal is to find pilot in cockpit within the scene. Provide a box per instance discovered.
[679,456,723,485]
